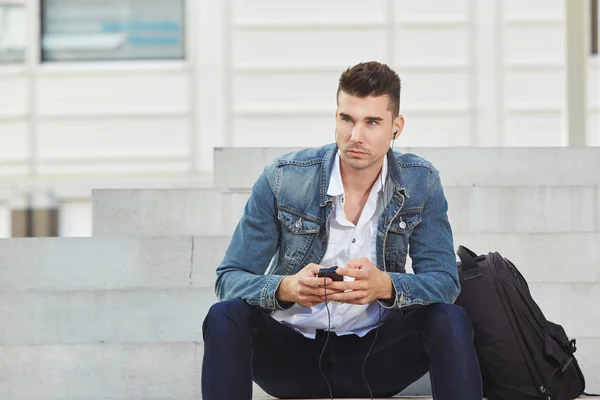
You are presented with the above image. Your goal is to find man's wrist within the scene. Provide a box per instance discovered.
[276,276,292,303]
[378,273,395,302]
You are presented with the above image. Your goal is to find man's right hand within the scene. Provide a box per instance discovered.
[276,263,343,307]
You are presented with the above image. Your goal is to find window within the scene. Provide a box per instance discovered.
[41,0,185,62]
[12,207,59,237]
[0,2,26,63]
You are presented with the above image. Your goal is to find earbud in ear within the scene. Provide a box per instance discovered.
[393,130,398,138]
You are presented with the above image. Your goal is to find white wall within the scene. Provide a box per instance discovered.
[0,0,598,237]
[502,0,566,146]
[0,202,9,237]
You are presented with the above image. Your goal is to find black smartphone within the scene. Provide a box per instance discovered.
[317,266,343,281]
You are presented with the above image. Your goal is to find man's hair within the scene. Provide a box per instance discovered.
[336,61,401,118]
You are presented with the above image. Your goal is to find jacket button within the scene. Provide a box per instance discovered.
[295,219,302,229]
[399,294,407,305]
[399,221,407,229]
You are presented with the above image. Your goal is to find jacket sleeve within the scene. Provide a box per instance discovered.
[380,169,460,310]
[215,164,288,310]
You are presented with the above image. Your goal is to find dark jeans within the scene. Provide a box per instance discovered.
[202,299,482,400]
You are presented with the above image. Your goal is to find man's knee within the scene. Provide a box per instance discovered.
[426,303,474,341]
[203,299,254,339]
[206,299,251,318]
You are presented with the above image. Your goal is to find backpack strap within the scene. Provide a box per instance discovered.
[457,245,480,271]
[456,245,483,281]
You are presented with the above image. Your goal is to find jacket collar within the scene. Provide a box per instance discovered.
[319,144,407,208]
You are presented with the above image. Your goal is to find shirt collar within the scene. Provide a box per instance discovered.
[327,150,388,197]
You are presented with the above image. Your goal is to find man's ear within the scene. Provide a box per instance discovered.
[393,115,405,138]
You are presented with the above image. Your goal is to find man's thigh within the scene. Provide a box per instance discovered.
[252,308,432,399]
[251,315,334,399]
[330,311,430,397]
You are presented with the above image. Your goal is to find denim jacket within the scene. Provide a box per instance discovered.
[215,143,460,311]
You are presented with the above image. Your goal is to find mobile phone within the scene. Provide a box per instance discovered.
[317,266,343,281]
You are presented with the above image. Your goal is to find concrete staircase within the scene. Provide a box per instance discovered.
[1,147,599,399]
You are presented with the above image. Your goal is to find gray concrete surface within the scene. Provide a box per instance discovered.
[0,342,202,400]
[1,234,600,289]
[0,282,595,347]
[0,237,598,343]
[92,186,600,237]
[92,188,248,237]
[1,235,599,398]
[0,289,214,345]
[213,147,600,188]
[0,237,228,290]
[1,339,598,399]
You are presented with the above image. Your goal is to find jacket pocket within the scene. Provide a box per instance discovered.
[278,209,321,235]
[387,208,423,235]
[276,209,321,272]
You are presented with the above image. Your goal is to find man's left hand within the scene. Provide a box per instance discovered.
[322,258,394,305]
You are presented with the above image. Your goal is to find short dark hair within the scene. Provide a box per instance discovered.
[336,61,401,118]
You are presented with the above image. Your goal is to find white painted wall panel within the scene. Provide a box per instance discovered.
[504,25,565,63]
[0,165,28,177]
[399,114,471,146]
[505,69,565,108]
[504,113,564,146]
[0,75,28,117]
[234,71,338,109]
[399,70,470,108]
[232,0,386,23]
[59,200,92,237]
[394,0,469,17]
[589,113,599,146]
[0,203,9,238]
[37,72,190,116]
[395,26,470,65]
[589,63,599,146]
[503,0,563,18]
[0,121,28,161]
[233,115,332,147]
[39,160,191,176]
[233,28,387,67]
[37,118,190,159]
[589,64,599,109]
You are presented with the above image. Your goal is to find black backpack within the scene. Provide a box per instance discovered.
[455,245,590,400]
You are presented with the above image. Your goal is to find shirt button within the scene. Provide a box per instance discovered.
[351,238,356,244]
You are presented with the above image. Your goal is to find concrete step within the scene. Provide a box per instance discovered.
[91,186,600,237]
[0,342,202,399]
[0,282,596,346]
[1,235,599,291]
[1,236,598,396]
[0,237,599,346]
[1,338,598,398]
[0,236,227,290]
[213,147,600,188]
[0,288,216,345]
[92,188,249,237]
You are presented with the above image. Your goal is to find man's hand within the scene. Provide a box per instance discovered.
[323,258,394,305]
[276,263,344,307]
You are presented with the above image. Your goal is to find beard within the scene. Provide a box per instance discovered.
[340,147,376,171]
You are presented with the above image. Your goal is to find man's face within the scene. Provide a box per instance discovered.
[335,91,402,172]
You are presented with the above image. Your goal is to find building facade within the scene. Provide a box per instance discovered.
[0,0,599,237]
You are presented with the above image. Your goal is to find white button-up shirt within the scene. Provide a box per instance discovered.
[271,153,390,339]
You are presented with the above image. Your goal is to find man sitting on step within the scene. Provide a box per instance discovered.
[202,61,482,400]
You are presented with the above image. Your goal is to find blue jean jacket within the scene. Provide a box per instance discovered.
[215,143,460,311]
